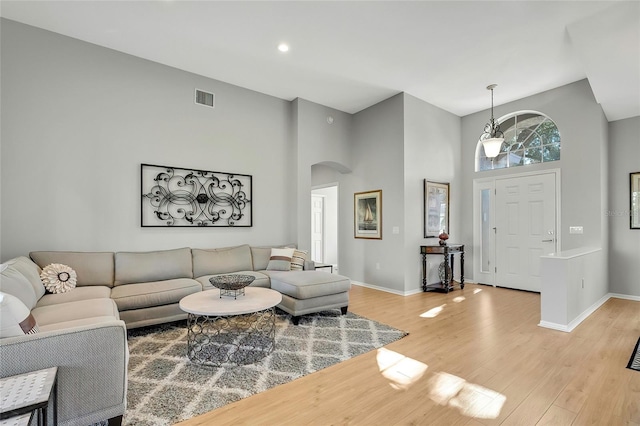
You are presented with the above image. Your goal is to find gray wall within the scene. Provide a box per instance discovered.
[608,117,640,297]
[461,80,609,282]
[403,94,462,291]
[3,20,637,299]
[294,98,353,252]
[1,19,296,260]
[345,94,405,292]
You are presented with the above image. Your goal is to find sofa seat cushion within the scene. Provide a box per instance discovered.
[38,316,119,333]
[110,278,201,311]
[36,286,112,307]
[269,271,351,300]
[32,298,119,327]
[196,271,270,291]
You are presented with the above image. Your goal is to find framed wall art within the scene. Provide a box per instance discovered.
[141,163,252,227]
[354,189,382,239]
[424,180,449,238]
[631,171,640,229]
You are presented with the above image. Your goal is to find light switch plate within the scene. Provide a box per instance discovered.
[569,226,583,234]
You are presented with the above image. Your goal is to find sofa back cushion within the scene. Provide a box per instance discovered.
[0,259,39,309]
[115,247,192,286]
[250,247,272,271]
[31,251,115,288]
[192,245,253,277]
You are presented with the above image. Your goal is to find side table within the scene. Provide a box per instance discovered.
[314,263,333,273]
[0,412,33,426]
[0,367,58,426]
[420,244,465,293]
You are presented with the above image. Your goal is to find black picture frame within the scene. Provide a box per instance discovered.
[424,180,450,238]
[631,171,640,229]
[141,163,252,227]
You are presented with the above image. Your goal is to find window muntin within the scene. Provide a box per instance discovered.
[477,112,560,171]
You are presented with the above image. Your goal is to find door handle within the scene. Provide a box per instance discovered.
[542,239,554,242]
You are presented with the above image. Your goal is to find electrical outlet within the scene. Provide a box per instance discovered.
[569,226,583,234]
[392,226,400,234]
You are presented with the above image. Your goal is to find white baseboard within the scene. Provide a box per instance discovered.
[538,321,571,332]
[538,292,635,333]
[609,293,640,302]
[351,280,421,296]
[351,280,478,297]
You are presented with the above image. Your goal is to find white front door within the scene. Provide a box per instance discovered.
[311,195,324,263]
[495,173,557,292]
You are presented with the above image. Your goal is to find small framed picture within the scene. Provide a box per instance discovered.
[424,180,449,238]
[631,171,640,229]
[354,190,382,239]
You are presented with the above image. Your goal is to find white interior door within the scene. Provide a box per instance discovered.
[495,173,557,292]
[311,195,324,263]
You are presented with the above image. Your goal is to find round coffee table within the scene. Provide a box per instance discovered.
[179,287,282,366]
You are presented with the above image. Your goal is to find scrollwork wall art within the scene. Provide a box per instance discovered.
[141,164,252,227]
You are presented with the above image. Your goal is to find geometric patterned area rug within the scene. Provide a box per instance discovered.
[627,337,640,372]
[123,310,408,425]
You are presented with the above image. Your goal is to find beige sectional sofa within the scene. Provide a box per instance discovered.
[0,244,351,426]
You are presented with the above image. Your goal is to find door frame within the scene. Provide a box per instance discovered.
[311,182,339,268]
[473,168,562,287]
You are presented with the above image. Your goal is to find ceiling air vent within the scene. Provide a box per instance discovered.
[195,89,215,108]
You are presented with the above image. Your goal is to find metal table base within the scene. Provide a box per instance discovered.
[186,307,276,367]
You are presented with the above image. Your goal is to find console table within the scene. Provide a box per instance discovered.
[420,244,465,293]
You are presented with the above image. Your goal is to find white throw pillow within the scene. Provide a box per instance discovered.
[0,292,40,338]
[290,249,308,271]
[40,263,77,294]
[266,248,295,271]
[0,261,39,309]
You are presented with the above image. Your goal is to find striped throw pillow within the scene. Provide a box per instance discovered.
[290,250,308,271]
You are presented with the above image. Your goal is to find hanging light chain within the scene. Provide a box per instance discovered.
[481,85,504,141]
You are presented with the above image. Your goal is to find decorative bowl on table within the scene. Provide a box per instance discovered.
[209,274,255,299]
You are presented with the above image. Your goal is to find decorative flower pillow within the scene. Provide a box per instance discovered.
[40,263,77,294]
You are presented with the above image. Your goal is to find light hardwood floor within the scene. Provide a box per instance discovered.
[177,284,640,425]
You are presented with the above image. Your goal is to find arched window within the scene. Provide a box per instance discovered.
[476,111,561,171]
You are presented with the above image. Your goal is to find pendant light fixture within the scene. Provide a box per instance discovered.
[479,84,504,158]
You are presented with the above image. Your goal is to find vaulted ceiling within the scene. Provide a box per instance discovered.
[2,1,638,121]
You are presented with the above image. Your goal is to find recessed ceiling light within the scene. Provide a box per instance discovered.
[278,43,289,53]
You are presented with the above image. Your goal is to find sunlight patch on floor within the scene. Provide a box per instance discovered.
[453,296,465,303]
[376,348,428,391]
[420,304,446,318]
[427,372,506,419]
[474,288,483,294]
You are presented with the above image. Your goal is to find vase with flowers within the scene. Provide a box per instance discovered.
[438,231,449,246]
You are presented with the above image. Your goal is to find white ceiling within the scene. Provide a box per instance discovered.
[1,1,638,121]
